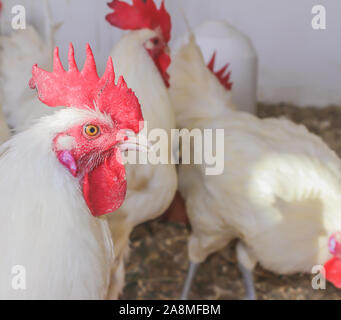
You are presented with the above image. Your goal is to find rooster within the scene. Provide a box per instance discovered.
[105,0,177,298]
[169,35,341,300]
[0,43,144,299]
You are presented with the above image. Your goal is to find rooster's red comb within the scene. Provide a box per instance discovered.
[207,52,233,91]
[29,43,143,133]
[106,0,171,43]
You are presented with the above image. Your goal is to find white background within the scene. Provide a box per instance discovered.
[1,0,340,107]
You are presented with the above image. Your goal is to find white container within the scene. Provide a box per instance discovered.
[174,19,258,114]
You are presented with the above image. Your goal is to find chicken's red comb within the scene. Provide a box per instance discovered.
[106,0,171,43]
[207,52,233,91]
[29,43,143,133]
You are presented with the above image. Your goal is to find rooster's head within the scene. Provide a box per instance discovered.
[106,0,172,87]
[29,43,144,217]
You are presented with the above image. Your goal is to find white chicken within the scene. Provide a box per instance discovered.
[169,35,341,299]
[0,0,58,130]
[0,43,144,299]
[0,1,16,142]
[104,0,177,299]
[0,25,57,130]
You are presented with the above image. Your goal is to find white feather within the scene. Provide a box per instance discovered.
[0,25,60,130]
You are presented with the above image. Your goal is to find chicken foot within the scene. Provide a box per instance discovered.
[236,241,257,300]
[181,262,199,300]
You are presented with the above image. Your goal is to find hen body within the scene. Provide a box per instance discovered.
[169,37,340,279]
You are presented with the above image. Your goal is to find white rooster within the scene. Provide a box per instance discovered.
[105,0,177,298]
[0,43,144,299]
[169,35,341,299]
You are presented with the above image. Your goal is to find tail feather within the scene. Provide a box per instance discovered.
[169,34,235,127]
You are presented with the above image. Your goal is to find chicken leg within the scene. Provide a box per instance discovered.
[181,262,199,300]
[236,241,257,300]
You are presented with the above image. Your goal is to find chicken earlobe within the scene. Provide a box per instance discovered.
[57,150,78,177]
[83,148,127,217]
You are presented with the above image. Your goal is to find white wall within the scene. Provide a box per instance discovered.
[1,0,340,107]
[168,0,341,107]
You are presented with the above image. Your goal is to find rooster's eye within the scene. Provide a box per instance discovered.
[84,124,100,137]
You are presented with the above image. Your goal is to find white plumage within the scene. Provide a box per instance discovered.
[175,19,258,114]
[106,29,177,299]
[0,96,10,144]
[0,25,57,130]
[169,36,341,297]
[0,108,114,299]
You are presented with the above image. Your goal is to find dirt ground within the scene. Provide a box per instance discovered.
[122,103,341,300]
